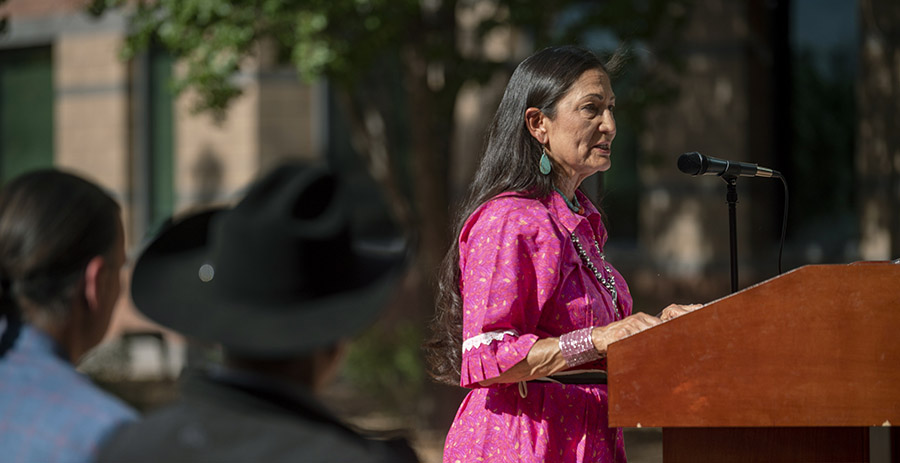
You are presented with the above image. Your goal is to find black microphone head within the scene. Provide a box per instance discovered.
[677,152,704,175]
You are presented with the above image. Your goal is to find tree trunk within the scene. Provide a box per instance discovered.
[405,55,452,295]
[858,0,900,260]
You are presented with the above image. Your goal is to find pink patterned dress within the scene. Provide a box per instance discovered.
[442,191,633,463]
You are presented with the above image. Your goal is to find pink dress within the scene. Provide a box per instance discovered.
[442,191,633,463]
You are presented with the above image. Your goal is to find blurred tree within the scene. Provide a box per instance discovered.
[86,0,688,423]
[86,0,686,286]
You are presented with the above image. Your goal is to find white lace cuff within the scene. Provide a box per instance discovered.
[462,330,518,353]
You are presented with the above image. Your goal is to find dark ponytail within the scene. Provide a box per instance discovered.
[0,277,21,358]
[0,169,120,358]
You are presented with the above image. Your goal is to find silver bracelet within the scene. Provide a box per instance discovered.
[559,327,600,368]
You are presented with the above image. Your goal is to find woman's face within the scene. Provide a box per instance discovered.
[541,68,617,182]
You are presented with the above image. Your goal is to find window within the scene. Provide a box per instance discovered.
[787,0,858,257]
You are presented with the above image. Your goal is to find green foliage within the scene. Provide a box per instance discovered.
[88,0,689,117]
[89,0,423,114]
[342,320,424,414]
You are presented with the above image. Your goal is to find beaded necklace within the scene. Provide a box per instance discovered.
[555,189,622,319]
[571,233,623,320]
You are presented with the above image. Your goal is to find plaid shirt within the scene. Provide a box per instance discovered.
[0,325,137,463]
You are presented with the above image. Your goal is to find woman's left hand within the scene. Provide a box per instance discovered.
[658,303,704,322]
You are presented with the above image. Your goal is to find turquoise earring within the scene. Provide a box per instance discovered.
[539,148,552,175]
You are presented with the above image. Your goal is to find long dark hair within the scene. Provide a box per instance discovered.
[424,45,611,385]
[0,169,121,358]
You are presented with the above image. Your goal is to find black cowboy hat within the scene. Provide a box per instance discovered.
[130,163,408,357]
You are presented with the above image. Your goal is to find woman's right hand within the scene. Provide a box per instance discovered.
[590,313,662,355]
[659,303,704,321]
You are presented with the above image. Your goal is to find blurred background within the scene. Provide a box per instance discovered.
[1,0,897,461]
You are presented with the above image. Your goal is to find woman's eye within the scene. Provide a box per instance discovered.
[581,104,598,116]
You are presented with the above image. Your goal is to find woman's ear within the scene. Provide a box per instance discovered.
[524,107,548,145]
[83,255,105,312]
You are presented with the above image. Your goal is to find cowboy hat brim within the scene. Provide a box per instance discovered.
[131,209,406,357]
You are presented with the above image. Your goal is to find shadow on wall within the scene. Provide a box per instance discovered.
[192,147,224,206]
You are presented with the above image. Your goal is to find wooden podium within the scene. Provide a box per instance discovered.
[608,263,900,462]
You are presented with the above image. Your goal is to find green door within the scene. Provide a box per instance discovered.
[0,46,54,182]
[148,45,175,230]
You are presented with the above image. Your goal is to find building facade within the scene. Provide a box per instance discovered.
[2,0,897,377]
[0,0,324,372]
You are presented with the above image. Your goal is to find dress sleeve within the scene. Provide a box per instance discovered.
[457,197,563,388]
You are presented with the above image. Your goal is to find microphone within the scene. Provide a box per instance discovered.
[677,152,781,178]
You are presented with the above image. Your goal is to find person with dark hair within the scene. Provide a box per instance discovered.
[425,46,700,462]
[0,169,137,462]
[97,163,418,463]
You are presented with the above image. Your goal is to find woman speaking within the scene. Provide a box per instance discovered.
[426,45,698,462]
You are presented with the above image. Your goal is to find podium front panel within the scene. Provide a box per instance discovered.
[608,263,900,428]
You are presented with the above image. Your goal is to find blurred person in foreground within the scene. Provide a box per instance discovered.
[425,45,700,462]
[97,163,417,462]
[0,169,137,462]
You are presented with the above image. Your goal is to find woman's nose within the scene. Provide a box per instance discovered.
[600,110,616,139]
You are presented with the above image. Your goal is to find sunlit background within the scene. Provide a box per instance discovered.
[1,0,896,461]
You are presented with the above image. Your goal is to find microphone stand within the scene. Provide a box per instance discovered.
[724,175,739,293]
